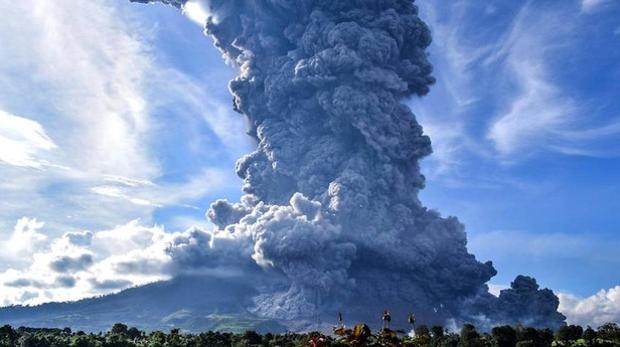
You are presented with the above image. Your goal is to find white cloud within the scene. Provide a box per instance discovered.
[0,0,248,245]
[2,218,47,258]
[416,2,620,169]
[484,5,579,159]
[0,217,250,306]
[183,1,209,25]
[7,2,165,178]
[581,0,611,13]
[415,2,584,172]
[487,62,576,157]
[91,168,233,208]
[488,283,509,297]
[0,110,56,168]
[413,1,495,176]
[157,71,250,152]
[0,220,173,306]
[560,286,620,326]
[0,0,162,235]
[457,3,619,161]
[419,2,494,109]
[102,175,155,187]
[91,186,160,207]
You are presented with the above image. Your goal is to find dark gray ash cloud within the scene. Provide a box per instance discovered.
[132,0,566,329]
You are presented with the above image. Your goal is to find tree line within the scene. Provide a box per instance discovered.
[0,322,619,347]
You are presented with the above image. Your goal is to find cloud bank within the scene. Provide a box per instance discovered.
[560,287,620,327]
[130,0,566,329]
[0,219,238,306]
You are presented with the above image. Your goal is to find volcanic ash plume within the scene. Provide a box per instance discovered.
[132,0,566,329]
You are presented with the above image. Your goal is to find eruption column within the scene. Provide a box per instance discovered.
[133,0,566,329]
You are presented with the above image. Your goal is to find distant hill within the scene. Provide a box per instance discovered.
[0,276,287,333]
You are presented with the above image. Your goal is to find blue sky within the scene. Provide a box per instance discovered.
[413,0,620,299]
[0,0,618,326]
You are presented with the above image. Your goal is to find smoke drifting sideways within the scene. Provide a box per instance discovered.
[132,0,566,330]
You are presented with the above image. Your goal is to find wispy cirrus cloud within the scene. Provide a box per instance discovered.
[7,0,159,179]
[484,4,581,160]
[91,168,233,209]
[0,110,57,168]
[0,0,163,235]
[412,1,495,176]
[415,1,620,172]
[486,5,620,160]
[0,0,246,242]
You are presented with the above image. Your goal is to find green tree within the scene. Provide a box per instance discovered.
[126,327,142,341]
[597,323,620,342]
[71,334,96,347]
[110,324,129,336]
[166,329,183,347]
[517,327,538,344]
[583,326,597,346]
[492,325,517,347]
[460,324,483,347]
[432,326,445,339]
[0,325,18,347]
[148,331,166,347]
[557,325,584,344]
[441,333,461,347]
[416,326,431,338]
[243,331,262,346]
[537,329,554,347]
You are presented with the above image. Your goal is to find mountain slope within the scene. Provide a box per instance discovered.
[0,276,286,333]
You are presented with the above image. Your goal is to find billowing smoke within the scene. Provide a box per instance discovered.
[132,0,566,330]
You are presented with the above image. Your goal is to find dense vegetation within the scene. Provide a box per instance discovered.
[1,322,619,347]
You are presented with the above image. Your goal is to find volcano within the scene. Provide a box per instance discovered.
[0,276,288,333]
